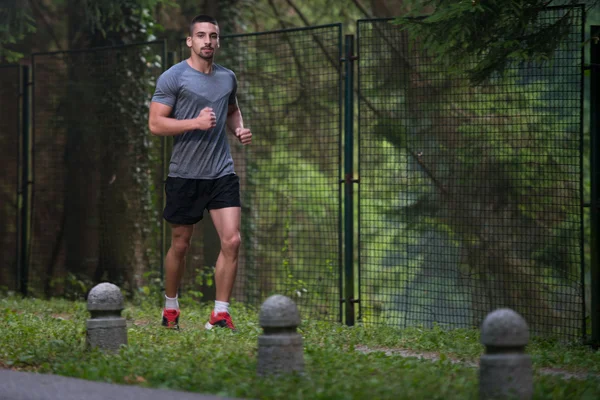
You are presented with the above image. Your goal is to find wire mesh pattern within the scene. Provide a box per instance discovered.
[210,25,343,321]
[0,66,21,292]
[2,15,589,336]
[358,7,585,338]
[29,42,166,298]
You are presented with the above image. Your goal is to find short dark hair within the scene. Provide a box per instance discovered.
[189,15,218,36]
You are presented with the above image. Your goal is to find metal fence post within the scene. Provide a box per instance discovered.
[590,26,600,347]
[18,65,31,296]
[344,34,357,326]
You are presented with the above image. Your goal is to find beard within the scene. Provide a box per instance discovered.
[196,47,215,61]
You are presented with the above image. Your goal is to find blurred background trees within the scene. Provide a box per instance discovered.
[2,1,599,66]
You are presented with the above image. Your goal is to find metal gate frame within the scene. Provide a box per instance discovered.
[348,7,592,341]
[589,24,600,347]
[22,40,168,297]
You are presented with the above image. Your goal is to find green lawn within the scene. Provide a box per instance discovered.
[1,295,600,399]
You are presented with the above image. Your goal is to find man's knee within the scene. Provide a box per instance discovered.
[221,232,241,254]
[171,235,192,255]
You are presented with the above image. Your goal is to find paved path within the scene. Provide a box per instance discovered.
[0,369,243,400]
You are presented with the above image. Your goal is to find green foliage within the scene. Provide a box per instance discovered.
[184,266,215,303]
[79,0,173,42]
[49,273,95,301]
[0,1,35,62]
[135,270,164,306]
[395,0,595,84]
[0,0,174,63]
[2,296,600,399]
[236,0,365,34]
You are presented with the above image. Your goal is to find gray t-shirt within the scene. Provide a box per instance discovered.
[151,60,238,179]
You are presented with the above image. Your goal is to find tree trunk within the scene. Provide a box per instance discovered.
[370,0,410,17]
[0,68,20,292]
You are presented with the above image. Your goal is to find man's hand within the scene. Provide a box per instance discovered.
[235,127,252,145]
[196,107,217,130]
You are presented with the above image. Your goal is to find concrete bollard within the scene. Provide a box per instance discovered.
[479,308,532,400]
[86,282,127,352]
[257,295,304,376]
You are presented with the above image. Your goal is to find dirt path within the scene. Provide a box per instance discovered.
[354,345,599,381]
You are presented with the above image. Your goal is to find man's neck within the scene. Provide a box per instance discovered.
[187,57,214,74]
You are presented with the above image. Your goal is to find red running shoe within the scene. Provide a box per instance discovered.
[205,311,236,331]
[162,308,180,329]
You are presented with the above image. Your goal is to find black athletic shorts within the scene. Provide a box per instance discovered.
[163,173,241,225]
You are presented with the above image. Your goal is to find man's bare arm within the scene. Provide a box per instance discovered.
[227,102,252,145]
[226,102,244,132]
[149,102,216,136]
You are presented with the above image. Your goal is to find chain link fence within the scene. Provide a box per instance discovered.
[28,42,166,298]
[176,25,343,321]
[358,6,585,338]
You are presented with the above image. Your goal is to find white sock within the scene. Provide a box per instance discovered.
[214,300,229,314]
[165,295,179,310]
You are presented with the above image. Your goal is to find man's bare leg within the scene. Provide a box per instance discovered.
[204,207,241,330]
[209,207,241,302]
[162,224,194,328]
[165,224,194,298]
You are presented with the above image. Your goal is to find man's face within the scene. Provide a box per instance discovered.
[188,22,220,60]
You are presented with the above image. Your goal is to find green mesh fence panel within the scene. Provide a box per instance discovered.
[358,7,585,338]
[0,65,21,292]
[29,42,166,298]
[173,25,343,320]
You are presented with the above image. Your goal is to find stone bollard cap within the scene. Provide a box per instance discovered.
[87,282,124,311]
[481,308,529,347]
[259,295,301,328]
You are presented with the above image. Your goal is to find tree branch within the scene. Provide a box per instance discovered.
[350,0,374,18]
[267,0,291,30]
[286,0,451,195]
[29,0,64,52]
[283,0,311,26]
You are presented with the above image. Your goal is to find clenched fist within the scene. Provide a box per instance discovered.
[196,107,217,130]
[235,127,252,145]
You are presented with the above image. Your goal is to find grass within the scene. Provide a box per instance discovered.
[1,295,600,399]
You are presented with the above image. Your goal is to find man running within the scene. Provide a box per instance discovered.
[148,14,252,330]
